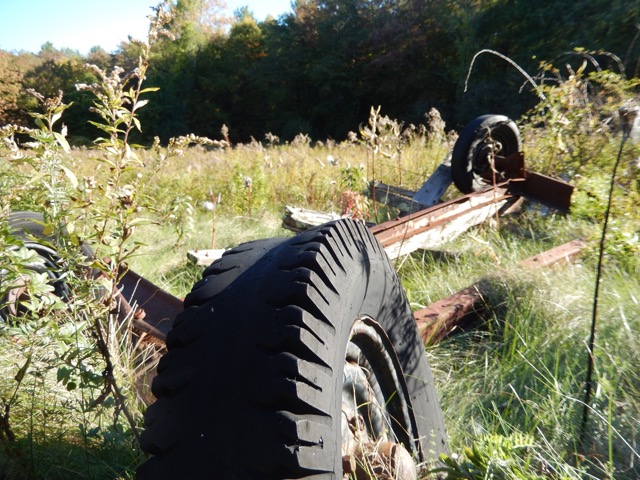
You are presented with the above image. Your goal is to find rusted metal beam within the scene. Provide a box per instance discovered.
[520,238,587,269]
[512,171,574,212]
[117,269,183,341]
[371,185,518,259]
[369,169,573,260]
[114,270,186,403]
[414,238,586,346]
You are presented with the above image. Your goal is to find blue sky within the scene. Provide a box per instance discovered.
[0,0,292,54]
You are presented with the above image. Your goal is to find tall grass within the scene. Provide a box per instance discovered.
[405,210,640,479]
[2,136,640,479]
[0,115,455,479]
[0,311,144,479]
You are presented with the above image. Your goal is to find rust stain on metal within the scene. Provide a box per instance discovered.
[415,285,487,347]
[520,238,586,269]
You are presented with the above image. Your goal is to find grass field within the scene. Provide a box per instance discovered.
[1,66,639,478]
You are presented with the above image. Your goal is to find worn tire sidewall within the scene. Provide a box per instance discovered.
[140,220,445,478]
[451,114,521,193]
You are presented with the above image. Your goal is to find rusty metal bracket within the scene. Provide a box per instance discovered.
[491,152,574,212]
[512,170,574,212]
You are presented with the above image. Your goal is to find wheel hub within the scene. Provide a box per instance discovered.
[341,317,418,480]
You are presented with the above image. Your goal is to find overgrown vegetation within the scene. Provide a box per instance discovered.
[1,0,639,143]
[1,2,640,479]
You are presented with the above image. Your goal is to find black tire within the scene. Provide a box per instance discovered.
[451,114,522,193]
[138,218,448,479]
[1,211,94,319]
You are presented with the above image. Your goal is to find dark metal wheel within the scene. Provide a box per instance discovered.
[138,218,448,479]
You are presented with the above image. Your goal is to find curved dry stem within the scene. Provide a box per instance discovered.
[464,49,546,101]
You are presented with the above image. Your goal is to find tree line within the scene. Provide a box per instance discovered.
[1,0,638,144]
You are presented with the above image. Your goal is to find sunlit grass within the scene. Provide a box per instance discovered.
[0,316,143,479]
[411,210,640,479]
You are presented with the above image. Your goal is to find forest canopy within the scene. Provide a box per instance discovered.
[1,0,639,144]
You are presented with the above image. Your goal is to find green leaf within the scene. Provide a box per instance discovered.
[57,366,71,383]
[60,165,78,188]
[132,116,142,132]
[133,99,149,111]
[128,217,158,227]
[23,171,46,188]
[53,132,71,153]
[14,355,32,383]
[87,120,110,131]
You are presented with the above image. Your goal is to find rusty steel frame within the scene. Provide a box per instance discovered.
[371,171,572,259]
[90,161,582,409]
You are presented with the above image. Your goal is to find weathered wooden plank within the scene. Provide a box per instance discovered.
[285,186,519,259]
[282,205,341,233]
[412,159,453,207]
[383,197,513,259]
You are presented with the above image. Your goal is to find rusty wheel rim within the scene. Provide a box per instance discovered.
[341,316,419,480]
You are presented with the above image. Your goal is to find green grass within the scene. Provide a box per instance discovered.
[0,320,143,479]
[405,209,640,479]
[2,121,639,479]
[126,210,293,298]
[3,19,639,478]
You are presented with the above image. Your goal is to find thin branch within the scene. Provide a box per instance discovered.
[93,316,141,444]
[579,104,637,452]
[464,49,546,101]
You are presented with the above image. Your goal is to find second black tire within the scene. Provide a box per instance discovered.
[1,211,94,320]
[451,114,522,193]
[138,218,448,479]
